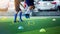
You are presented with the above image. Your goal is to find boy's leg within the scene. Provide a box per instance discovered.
[19,11,23,22]
[14,12,18,22]
[25,7,30,18]
[25,6,34,18]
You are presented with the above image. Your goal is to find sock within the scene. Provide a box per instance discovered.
[19,11,23,21]
[30,9,34,15]
[25,7,31,14]
[14,13,18,22]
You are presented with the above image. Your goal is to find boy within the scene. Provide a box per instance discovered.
[24,0,35,18]
[14,0,23,22]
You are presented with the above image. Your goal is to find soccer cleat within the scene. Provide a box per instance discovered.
[19,19,23,22]
[14,21,16,23]
[25,14,30,18]
[14,20,19,23]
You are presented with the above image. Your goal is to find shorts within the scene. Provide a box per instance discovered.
[25,0,34,6]
[15,5,21,12]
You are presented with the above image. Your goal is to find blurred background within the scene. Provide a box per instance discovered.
[0,0,60,16]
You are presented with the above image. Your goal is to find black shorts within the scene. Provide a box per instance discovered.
[26,0,34,6]
[15,6,20,12]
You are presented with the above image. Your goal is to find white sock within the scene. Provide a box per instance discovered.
[25,7,31,14]
[30,9,34,16]
[25,7,34,15]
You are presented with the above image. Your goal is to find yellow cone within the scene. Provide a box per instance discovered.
[39,28,46,32]
[52,18,56,21]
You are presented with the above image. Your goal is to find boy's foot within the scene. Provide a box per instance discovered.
[19,19,23,22]
[14,21,16,23]
[25,14,30,18]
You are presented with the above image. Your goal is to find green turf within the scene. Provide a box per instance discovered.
[0,17,60,34]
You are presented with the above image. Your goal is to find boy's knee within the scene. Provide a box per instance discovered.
[33,6,35,9]
[29,6,35,10]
